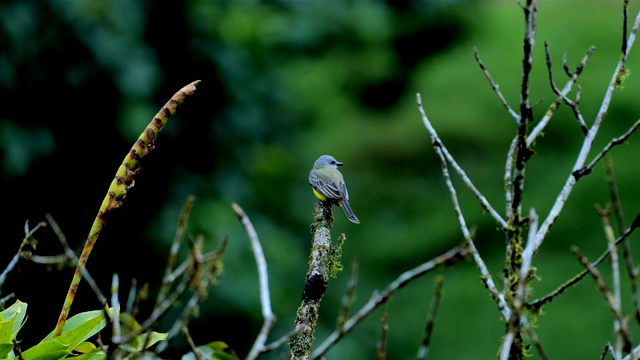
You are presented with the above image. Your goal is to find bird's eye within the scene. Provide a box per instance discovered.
[330,160,336,164]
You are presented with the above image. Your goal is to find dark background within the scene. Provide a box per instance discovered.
[2,1,640,358]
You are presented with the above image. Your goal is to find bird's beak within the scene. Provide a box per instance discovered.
[336,161,344,166]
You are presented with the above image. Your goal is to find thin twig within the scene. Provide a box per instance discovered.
[263,329,300,354]
[28,255,69,265]
[311,245,469,359]
[415,94,508,231]
[155,238,228,354]
[0,220,46,289]
[13,339,23,360]
[605,157,640,325]
[0,293,15,307]
[504,137,518,220]
[499,331,514,360]
[572,246,633,351]
[474,48,520,122]
[125,278,137,315]
[518,208,539,302]
[596,204,626,356]
[111,274,122,344]
[520,315,548,359]
[377,312,388,360]
[231,203,277,360]
[602,343,615,360]
[418,94,510,319]
[605,157,627,235]
[527,45,596,146]
[416,276,444,360]
[544,42,589,135]
[532,9,640,247]
[528,211,640,310]
[574,119,640,178]
[117,236,228,345]
[623,0,630,56]
[156,195,196,308]
[337,259,359,330]
[183,325,202,360]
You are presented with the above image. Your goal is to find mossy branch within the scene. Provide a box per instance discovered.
[289,201,345,360]
[51,80,201,338]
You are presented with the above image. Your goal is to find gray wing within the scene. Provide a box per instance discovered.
[340,181,349,200]
[309,171,341,200]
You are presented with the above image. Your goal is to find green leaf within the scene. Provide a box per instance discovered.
[181,341,234,360]
[128,353,163,360]
[0,343,13,357]
[117,312,142,333]
[67,347,105,360]
[22,309,107,359]
[0,301,27,340]
[19,337,70,360]
[119,331,167,352]
[0,300,29,357]
[73,341,97,354]
[42,309,106,346]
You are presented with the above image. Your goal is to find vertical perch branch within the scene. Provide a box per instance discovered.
[289,201,341,359]
[52,80,201,338]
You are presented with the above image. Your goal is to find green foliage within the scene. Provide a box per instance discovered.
[181,341,234,360]
[115,312,168,353]
[0,301,173,359]
[0,300,27,358]
[22,307,105,359]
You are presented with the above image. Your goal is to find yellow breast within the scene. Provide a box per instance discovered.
[312,188,327,201]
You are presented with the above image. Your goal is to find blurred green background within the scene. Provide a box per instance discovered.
[2,0,640,358]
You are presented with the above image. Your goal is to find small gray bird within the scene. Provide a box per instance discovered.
[308,155,359,224]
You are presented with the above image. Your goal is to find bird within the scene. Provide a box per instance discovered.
[308,155,359,224]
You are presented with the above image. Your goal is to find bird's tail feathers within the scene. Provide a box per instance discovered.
[339,199,360,224]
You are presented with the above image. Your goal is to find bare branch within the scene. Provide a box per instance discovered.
[504,137,518,220]
[518,208,538,301]
[499,331,514,360]
[533,9,640,248]
[544,42,589,135]
[0,220,46,290]
[110,274,122,344]
[520,315,548,360]
[416,276,444,360]
[474,48,520,122]
[574,119,640,179]
[623,0,630,56]
[605,157,640,325]
[311,246,469,359]
[418,94,510,319]
[156,195,196,308]
[377,312,388,360]
[231,202,277,360]
[416,93,508,230]
[529,210,640,310]
[527,45,596,146]
[337,259,359,330]
[182,326,202,360]
[262,328,300,354]
[572,245,633,352]
[597,204,626,356]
